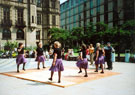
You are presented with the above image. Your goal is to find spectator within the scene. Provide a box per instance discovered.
[104,42,114,70]
[89,44,94,65]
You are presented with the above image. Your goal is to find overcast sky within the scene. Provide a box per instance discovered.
[60,0,67,4]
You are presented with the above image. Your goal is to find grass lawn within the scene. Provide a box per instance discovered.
[115,53,125,57]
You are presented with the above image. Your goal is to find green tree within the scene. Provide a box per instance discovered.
[85,22,109,45]
[84,22,96,45]
[121,20,135,53]
[48,28,69,47]
[4,41,18,51]
[70,27,84,47]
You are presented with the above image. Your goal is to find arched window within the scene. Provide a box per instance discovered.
[17,29,24,39]
[2,29,11,39]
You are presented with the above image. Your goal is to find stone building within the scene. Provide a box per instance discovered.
[0,0,60,49]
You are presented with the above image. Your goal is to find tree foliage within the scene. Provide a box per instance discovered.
[4,41,18,51]
[48,20,135,53]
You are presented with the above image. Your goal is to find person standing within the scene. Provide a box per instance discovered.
[89,44,94,65]
[49,45,54,58]
[16,43,27,72]
[95,43,105,73]
[104,42,114,70]
[35,42,46,69]
[76,44,88,77]
[86,46,90,61]
[62,48,65,60]
[49,41,64,83]
[45,51,50,61]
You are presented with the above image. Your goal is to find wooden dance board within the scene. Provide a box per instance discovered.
[0,67,120,88]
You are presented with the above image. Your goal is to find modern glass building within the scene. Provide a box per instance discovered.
[60,0,135,30]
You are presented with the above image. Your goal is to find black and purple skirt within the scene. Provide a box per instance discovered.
[16,54,27,65]
[95,55,105,64]
[35,55,45,62]
[76,58,88,69]
[49,59,64,72]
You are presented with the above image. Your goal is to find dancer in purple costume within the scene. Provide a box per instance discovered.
[76,44,88,77]
[49,41,64,83]
[95,43,105,73]
[36,42,46,69]
[16,43,27,72]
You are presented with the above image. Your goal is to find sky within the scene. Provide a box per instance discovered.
[60,0,67,4]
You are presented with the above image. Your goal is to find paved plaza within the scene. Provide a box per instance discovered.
[0,58,135,95]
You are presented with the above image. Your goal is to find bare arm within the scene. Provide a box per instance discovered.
[96,50,99,60]
[53,53,57,66]
[17,48,22,52]
[102,49,105,56]
[80,52,83,60]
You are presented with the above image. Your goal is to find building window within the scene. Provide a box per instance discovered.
[90,9,93,16]
[97,0,100,6]
[71,0,73,5]
[96,0,100,13]
[37,13,41,25]
[31,0,34,3]
[18,0,23,3]
[52,16,56,25]
[17,9,23,24]
[17,29,24,40]
[97,6,100,13]
[90,0,93,9]
[36,31,40,40]
[75,0,78,3]
[52,0,56,8]
[66,2,69,8]
[37,0,41,7]
[2,29,11,40]
[3,8,10,21]
[32,16,34,23]
[84,2,87,9]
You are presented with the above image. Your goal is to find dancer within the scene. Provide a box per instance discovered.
[76,44,88,77]
[16,43,27,72]
[95,43,105,73]
[49,41,64,83]
[36,42,46,69]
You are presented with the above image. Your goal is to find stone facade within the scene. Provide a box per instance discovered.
[0,0,60,49]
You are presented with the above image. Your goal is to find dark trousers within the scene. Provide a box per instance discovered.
[106,58,112,69]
